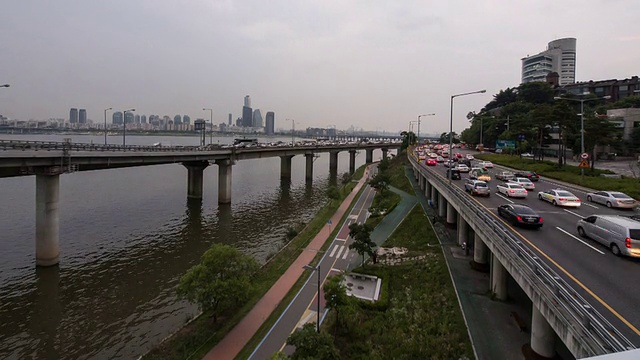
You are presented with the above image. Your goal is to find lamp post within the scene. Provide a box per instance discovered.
[303,264,321,332]
[285,119,295,145]
[417,113,435,144]
[449,90,486,183]
[122,108,135,146]
[0,84,9,88]
[203,108,213,145]
[554,94,611,178]
[104,108,112,145]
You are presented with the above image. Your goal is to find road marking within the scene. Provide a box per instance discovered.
[335,245,345,259]
[496,193,514,203]
[563,209,583,218]
[329,244,339,257]
[556,227,605,254]
[342,247,350,260]
[583,202,599,209]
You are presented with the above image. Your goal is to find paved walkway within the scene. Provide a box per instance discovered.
[203,168,370,360]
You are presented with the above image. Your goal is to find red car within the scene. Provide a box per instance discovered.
[426,158,437,166]
[455,153,463,159]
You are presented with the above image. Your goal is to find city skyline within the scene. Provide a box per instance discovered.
[1,2,640,134]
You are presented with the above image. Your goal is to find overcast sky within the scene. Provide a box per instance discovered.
[1,1,638,135]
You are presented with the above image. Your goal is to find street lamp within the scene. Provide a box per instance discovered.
[303,264,321,332]
[554,94,611,178]
[449,90,486,182]
[104,108,112,145]
[417,113,435,143]
[122,108,135,146]
[286,119,295,146]
[0,84,9,88]
[203,108,213,145]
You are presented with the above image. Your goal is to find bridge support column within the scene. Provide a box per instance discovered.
[425,180,431,199]
[491,253,508,301]
[36,174,60,267]
[381,148,388,159]
[216,159,235,204]
[305,153,314,182]
[431,186,437,204]
[365,149,373,163]
[438,193,446,218]
[184,161,209,199]
[471,232,489,272]
[446,203,456,228]
[348,150,356,174]
[280,155,294,180]
[329,151,339,175]
[457,215,468,247]
[524,305,556,359]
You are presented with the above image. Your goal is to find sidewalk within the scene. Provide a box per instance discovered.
[204,168,370,360]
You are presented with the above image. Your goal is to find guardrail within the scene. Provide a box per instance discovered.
[410,155,634,357]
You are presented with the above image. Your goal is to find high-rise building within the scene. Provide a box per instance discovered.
[244,95,251,108]
[228,113,232,125]
[253,109,263,127]
[125,112,135,124]
[134,114,141,123]
[174,115,182,124]
[78,109,87,124]
[183,115,191,125]
[69,108,78,123]
[521,38,576,85]
[242,106,252,127]
[265,111,275,135]
[112,111,123,124]
[141,115,147,123]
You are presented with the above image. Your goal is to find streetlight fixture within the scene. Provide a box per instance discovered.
[417,113,435,143]
[203,108,213,145]
[104,108,112,145]
[449,90,486,183]
[303,264,321,332]
[286,119,295,146]
[554,94,611,178]
[122,108,135,146]
[0,84,9,88]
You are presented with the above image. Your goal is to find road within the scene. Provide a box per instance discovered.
[422,150,640,347]
[248,180,378,359]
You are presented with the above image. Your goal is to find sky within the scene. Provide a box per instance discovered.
[1,0,639,135]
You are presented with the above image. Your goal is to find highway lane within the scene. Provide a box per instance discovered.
[419,152,640,346]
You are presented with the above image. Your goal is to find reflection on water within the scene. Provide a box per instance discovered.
[0,134,386,359]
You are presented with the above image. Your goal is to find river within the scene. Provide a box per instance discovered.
[0,134,383,359]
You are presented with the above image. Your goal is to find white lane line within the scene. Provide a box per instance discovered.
[342,248,350,260]
[329,244,339,258]
[555,227,605,254]
[563,209,584,218]
[583,202,599,209]
[335,245,345,259]
[496,193,514,203]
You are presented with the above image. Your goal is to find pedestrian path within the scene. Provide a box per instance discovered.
[203,168,371,360]
[327,244,352,260]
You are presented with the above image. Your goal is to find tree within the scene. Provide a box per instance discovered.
[348,223,376,267]
[340,172,351,186]
[323,274,352,335]
[177,244,259,323]
[400,131,416,151]
[287,323,340,360]
[377,157,390,173]
[326,186,340,203]
[368,172,390,194]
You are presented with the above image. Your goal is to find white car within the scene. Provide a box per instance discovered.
[456,164,470,173]
[478,161,494,168]
[538,189,581,207]
[466,154,475,160]
[586,191,637,209]
[522,153,534,158]
[513,177,535,190]
[496,182,528,198]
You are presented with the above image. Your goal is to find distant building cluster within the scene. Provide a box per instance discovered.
[235,95,276,134]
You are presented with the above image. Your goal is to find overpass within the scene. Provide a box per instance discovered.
[0,139,400,266]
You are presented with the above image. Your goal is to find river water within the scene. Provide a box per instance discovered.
[0,134,383,359]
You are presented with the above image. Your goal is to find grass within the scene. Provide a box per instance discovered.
[365,154,411,229]
[327,206,474,359]
[476,153,640,199]
[352,164,367,180]
[387,154,414,194]
[144,173,366,360]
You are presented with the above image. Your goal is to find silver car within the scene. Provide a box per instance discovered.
[577,215,640,257]
[586,191,637,209]
[465,179,490,197]
[513,177,535,190]
[496,182,528,198]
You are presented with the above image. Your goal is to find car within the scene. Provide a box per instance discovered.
[446,168,461,180]
[586,191,637,209]
[436,156,445,163]
[464,179,490,197]
[458,158,472,167]
[513,170,540,182]
[512,177,535,190]
[466,154,475,160]
[538,189,581,207]
[456,164,470,173]
[429,153,438,158]
[469,168,491,182]
[495,149,503,154]
[577,215,640,257]
[497,204,543,228]
[455,153,463,159]
[443,160,456,168]
[495,171,516,182]
[522,153,534,158]
[496,182,528,198]
[426,158,437,166]
[478,161,494,168]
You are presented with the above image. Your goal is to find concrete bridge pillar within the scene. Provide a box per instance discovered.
[491,253,508,301]
[348,150,356,174]
[305,153,314,182]
[425,181,431,199]
[280,155,294,180]
[525,305,556,359]
[457,215,468,247]
[472,232,489,272]
[446,202,456,228]
[438,193,446,218]
[365,149,373,163]
[216,159,235,204]
[36,174,60,266]
[329,151,339,174]
[184,161,209,199]
[431,186,437,204]
[381,148,388,159]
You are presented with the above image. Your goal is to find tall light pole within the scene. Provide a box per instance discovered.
[104,108,112,145]
[122,108,135,146]
[286,119,295,145]
[554,94,611,178]
[203,108,213,145]
[450,90,486,183]
[303,264,321,332]
[417,113,435,144]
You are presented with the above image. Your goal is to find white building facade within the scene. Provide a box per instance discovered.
[521,38,576,85]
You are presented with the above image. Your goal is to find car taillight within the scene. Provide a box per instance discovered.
[539,217,543,223]
[626,238,632,249]
[576,199,581,202]
[559,198,566,201]
[516,216,522,222]
[509,190,515,193]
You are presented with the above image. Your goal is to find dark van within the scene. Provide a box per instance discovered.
[447,168,461,180]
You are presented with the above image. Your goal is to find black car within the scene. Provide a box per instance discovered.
[514,170,540,182]
[446,168,461,180]
[497,204,543,228]
[458,158,472,167]
[443,160,456,168]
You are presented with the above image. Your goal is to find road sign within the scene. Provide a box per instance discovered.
[580,152,590,160]
[578,159,590,168]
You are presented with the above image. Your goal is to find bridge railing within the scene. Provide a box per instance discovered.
[410,155,634,357]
